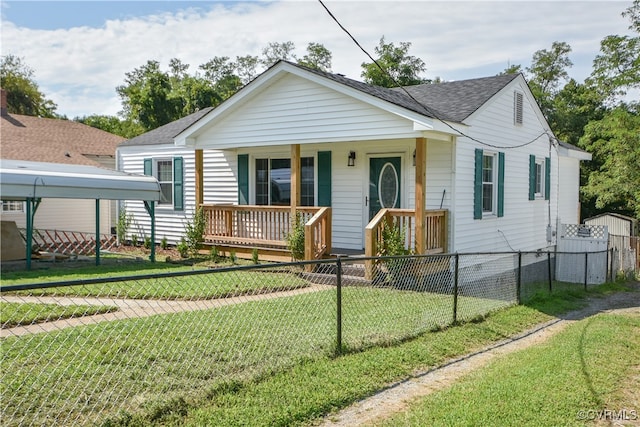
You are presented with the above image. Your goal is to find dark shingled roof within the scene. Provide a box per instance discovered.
[119,107,214,147]
[289,61,520,123]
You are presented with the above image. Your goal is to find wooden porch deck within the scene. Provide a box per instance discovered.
[200,204,448,265]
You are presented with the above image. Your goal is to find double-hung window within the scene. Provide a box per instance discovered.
[474,148,505,219]
[529,155,550,201]
[254,157,315,206]
[143,157,184,210]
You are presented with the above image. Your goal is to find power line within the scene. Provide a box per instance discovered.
[317,0,550,150]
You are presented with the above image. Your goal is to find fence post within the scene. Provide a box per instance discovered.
[453,253,459,324]
[517,251,522,304]
[547,252,552,294]
[336,256,343,356]
[584,252,589,291]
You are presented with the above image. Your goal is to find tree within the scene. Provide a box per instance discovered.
[499,64,522,75]
[525,41,573,118]
[74,114,143,139]
[261,41,296,68]
[361,37,429,87]
[234,55,260,85]
[0,54,58,117]
[589,1,640,103]
[298,42,332,72]
[579,105,640,219]
[116,60,180,131]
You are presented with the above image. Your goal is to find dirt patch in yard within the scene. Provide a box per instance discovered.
[321,282,640,427]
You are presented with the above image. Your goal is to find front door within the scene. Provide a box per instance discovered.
[368,157,402,221]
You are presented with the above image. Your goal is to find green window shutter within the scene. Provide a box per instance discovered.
[317,151,332,207]
[529,155,536,201]
[173,157,184,211]
[474,148,483,219]
[237,154,249,205]
[498,152,505,217]
[143,158,152,176]
[545,156,551,201]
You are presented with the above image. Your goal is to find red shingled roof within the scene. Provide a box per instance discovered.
[1,112,125,167]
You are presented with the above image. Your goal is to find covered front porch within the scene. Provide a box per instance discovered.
[194,137,449,263]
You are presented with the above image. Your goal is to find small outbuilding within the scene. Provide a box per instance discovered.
[584,213,638,237]
[0,159,160,268]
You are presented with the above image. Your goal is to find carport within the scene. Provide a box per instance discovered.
[0,159,161,269]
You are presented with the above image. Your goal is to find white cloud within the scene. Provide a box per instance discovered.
[1,1,632,118]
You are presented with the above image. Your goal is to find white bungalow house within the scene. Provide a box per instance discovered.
[117,61,591,262]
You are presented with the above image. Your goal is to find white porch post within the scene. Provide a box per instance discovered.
[415,137,427,254]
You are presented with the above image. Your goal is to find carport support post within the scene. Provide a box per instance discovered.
[95,199,101,266]
[144,200,156,263]
[26,198,33,270]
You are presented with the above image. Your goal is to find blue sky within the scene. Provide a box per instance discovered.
[1,1,634,118]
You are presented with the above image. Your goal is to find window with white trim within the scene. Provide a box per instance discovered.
[482,153,497,214]
[535,159,545,198]
[156,159,174,205]
[1,201,24,212]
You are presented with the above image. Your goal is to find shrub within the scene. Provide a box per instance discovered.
[184,208,206,257]
[116,207,133,245]
[251,247,259,264]
[209,246,220,263]
[230,251,237,264]
[143,235,152,250]
[177,238,189,258]
[160,236,168,250]
[285,213,305,261]
[130,234,139,247]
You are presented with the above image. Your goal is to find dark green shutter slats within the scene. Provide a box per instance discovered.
[545,156,551,200]
[473,148,483,219]
[143,158,152,176]
[173,157,184,211]
[497,152,505,217]
[317,151,332,207]
[528,154,536,200]
[237,154,249,205]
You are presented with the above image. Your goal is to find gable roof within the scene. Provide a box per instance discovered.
[119,107,214,147]
[284,61,519,123]
[1,112,125,166]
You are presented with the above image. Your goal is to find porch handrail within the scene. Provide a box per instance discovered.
[304,207,332,261]
[364,208,448,280]
[201,204,321,248]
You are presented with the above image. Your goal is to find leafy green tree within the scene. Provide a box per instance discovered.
[298,42,332,72]
[579,105,640,219]
[261,41,297,68]
[589,1,640,103]
[116,60,180,131]
[525,41,573,118]
[0,54,58,117]
[499,64,522,75]
[361,37,429,87]
[74,114,143,139]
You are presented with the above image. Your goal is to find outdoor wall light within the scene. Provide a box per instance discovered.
[412,149,416,166]
[348,151,356,167]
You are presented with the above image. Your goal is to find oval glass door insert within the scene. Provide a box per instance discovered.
[378,162,399,208]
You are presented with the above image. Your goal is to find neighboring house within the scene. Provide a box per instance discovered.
[117,61,591,256]
[0,89,125,234]
[585,213,638,237]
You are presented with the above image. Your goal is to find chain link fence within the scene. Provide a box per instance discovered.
[1,250,612,426]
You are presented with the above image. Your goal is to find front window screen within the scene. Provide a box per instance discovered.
[482,154,495,213]
[157,160,173,205]
[255,157,314,206]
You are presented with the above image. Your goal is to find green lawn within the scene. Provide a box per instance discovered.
[0,302,118,328]
[375,312,640,427]
[1,285,510,427]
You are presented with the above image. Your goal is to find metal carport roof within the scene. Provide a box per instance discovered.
[0,159,161,269]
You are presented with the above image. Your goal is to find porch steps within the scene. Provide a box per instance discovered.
[301,262,372,286]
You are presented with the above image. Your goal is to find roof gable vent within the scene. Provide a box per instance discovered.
[514,91,523,125]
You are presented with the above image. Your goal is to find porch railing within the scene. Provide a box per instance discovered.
[201,205,330,259]
[364,208,448,279]
[305,207,332,261]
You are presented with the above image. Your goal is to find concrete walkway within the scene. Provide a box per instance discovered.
[1,284,332,338]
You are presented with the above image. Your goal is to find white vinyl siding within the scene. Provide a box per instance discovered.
[191,75,423,149]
